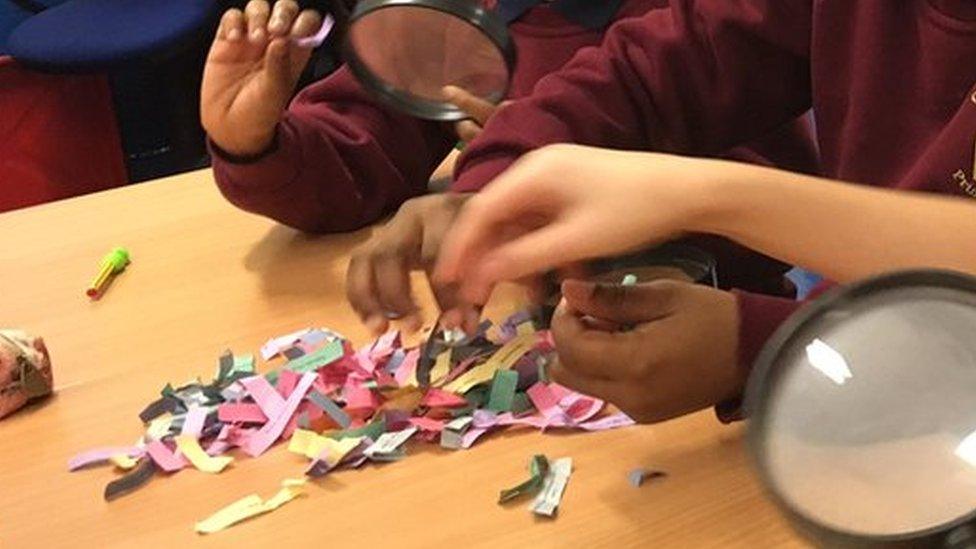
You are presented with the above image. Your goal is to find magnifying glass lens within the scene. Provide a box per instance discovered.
[759,284,976,537]
[345,4,510,120]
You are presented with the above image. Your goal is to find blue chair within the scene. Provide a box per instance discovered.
[1,1,61,55]
[5,0,221,181]
[6,0,219,71]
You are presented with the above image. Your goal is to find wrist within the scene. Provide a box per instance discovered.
[684,159,755,237]
[208,125,278,158]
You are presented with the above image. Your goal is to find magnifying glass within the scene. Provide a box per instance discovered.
[746,270,976,547]
[341,0,515,120]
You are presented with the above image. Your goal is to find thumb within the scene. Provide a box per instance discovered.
[443,85,496,125]
[560,279,677,324]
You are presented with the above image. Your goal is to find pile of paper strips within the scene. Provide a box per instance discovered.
[68,311,635,531]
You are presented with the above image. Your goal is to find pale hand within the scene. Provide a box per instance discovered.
[201,0,322,156]
[435,144,721,304]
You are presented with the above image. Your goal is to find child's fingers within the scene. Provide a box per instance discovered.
[268,0,299,36]
[345,254,390,335]
[455,120,482,143]
[459,222,592,304]
[245,0,271,42]
[218,9,245,41]
[372,253,423,331]
[290,9,323,38]
[443,86,496,125]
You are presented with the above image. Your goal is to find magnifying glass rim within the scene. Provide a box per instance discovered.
[745,269,976,547]
[587,243,719,287]
[343,0,516,121]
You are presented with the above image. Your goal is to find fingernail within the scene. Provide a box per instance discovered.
[463,309,480,333]
[440,310,461,330]
[227,28,241,41]
[366,316,387,334]
[405,314,424,333]
[250,28,265,41]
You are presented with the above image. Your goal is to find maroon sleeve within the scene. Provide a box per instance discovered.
[717,280,839,423]
[211,67,455,233]
[452,0,814,191]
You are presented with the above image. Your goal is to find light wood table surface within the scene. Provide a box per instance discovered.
[0,169,804,548]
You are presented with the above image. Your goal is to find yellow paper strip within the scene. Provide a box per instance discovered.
[443,334,537,394]
[110,454,139,470]
[195,479,307,535]
[430,350,452,384]
[288,429,318,456]
[145,413,173,441]
[288,429,362,462]
[175,435,233,474]
[515,322,536,336]
[194,495,264,534]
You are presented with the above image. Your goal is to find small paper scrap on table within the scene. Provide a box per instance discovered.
[68,310,634,532]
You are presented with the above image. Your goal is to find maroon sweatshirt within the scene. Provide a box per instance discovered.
[453,0,976,379]
[211,0,817,239]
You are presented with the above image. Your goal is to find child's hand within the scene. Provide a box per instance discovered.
[550,279,742,423]
[201,0,322,156]
[346,192,478,335]
[436,144,715,304]
[443,86,511,143]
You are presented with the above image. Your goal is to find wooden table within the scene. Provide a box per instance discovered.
[0,170,803,548]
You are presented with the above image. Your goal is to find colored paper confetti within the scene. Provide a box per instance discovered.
[530,457,572,517]
[195,479,306,534]
[628,469,667,487]
[499,454,549,504]
[69,311,635,531]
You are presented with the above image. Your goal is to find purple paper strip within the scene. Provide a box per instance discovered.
[181,406,208,439]
[240,372,316,457]
[295,14,335,49]
[68,447,145,471]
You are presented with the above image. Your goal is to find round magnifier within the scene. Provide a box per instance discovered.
[588,244,719,287]
[342,0,515,121]
[747,270,976,548]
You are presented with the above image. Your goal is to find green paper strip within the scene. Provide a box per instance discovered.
[328,418,386,441]
[510,392,532,415]
[232,354,255,374]
[499,454,549,504]
[486,370,519,412]
[285,339,344,373]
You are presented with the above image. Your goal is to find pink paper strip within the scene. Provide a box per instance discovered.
[527,383,562,421]
[409,416,445,432]
[421,388,468,408]
[369,330,400,362]
[343,385,379,412]
[277,369,300,398]
[240,375,286,418]
[68,447,144,471]
[146,440,188,472]
[562,395,605,424]
[240,372,317,457]
[218,403,268,424]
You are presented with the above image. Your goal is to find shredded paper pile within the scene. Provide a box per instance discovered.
[68,311,634,533]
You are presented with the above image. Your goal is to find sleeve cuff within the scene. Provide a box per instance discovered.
[208,115,304,196]
[450,155,516,192]
[715,290,805,424]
